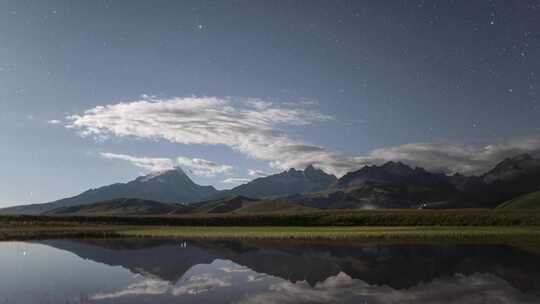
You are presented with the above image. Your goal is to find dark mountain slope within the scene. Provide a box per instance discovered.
[497,190,540,209]
[44,198,187,216]
[333,161,455,190]
[447,154,540,208]
[289,161,460,209]
[229,165,337,198]
[0,168,218,215]
[179,195,261,214]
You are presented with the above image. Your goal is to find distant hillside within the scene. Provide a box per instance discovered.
[229,165,337,198]
[182,196,261,214]
[45,198,186,216]
[497,190,540,209]
[235,200,316,214]
[0,168,218,215]
[45,195,312,216]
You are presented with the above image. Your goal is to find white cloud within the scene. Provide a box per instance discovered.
[67,97,351,174]
[222,177,251,184]
[100,153,175,172]
[47,119,61,124]
[100,152,233,176]
[360,135,540,175]
[248,169,269,178]
[177,157,233,177]
[68,97,540,176]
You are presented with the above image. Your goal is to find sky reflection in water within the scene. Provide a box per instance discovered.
[0,239,540,304]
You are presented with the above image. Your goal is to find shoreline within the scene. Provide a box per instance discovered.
[2,224,540,242]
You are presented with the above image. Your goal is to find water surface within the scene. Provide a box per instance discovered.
[1,239,540,303]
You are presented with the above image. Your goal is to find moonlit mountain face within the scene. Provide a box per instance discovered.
[0,1,539,207]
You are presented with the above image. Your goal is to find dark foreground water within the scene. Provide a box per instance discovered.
[1,239,540,303]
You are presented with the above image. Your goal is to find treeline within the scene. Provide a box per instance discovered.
[2,209,540,226]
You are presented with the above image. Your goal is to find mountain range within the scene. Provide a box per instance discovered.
[2,153,540,215]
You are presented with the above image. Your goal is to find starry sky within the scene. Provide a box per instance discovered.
[1,0,539,206]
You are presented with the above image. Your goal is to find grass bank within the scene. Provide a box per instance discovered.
[3,221,540,243]
[118,226,540,242]
[0,224,120,240]
[3,209,540,227]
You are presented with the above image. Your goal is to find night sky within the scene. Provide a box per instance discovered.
[1,0,539,206]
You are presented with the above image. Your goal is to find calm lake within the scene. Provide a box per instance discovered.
[1,239,540,303]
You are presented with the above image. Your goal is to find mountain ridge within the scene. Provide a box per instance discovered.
[228,165,337,198]
[3,154,540,214]
[0,168,218,215]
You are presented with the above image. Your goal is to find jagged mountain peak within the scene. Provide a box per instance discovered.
[136,167,190,183]
[334,161,451,189]
[229,166,337,198]
[304,164,331,177]
[381,160,410,168]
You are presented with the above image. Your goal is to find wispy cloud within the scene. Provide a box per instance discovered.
[68,97,540,176]
[100,153,175,172]
[177,157,233,177]
[248,169,268,178]
[100,152,233,176]
[360,135,540,175]
[222,177,251,184]
[47,119,61,124]
[66,97,351,174]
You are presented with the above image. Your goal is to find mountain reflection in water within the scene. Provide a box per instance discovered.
[0,239,540,303]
